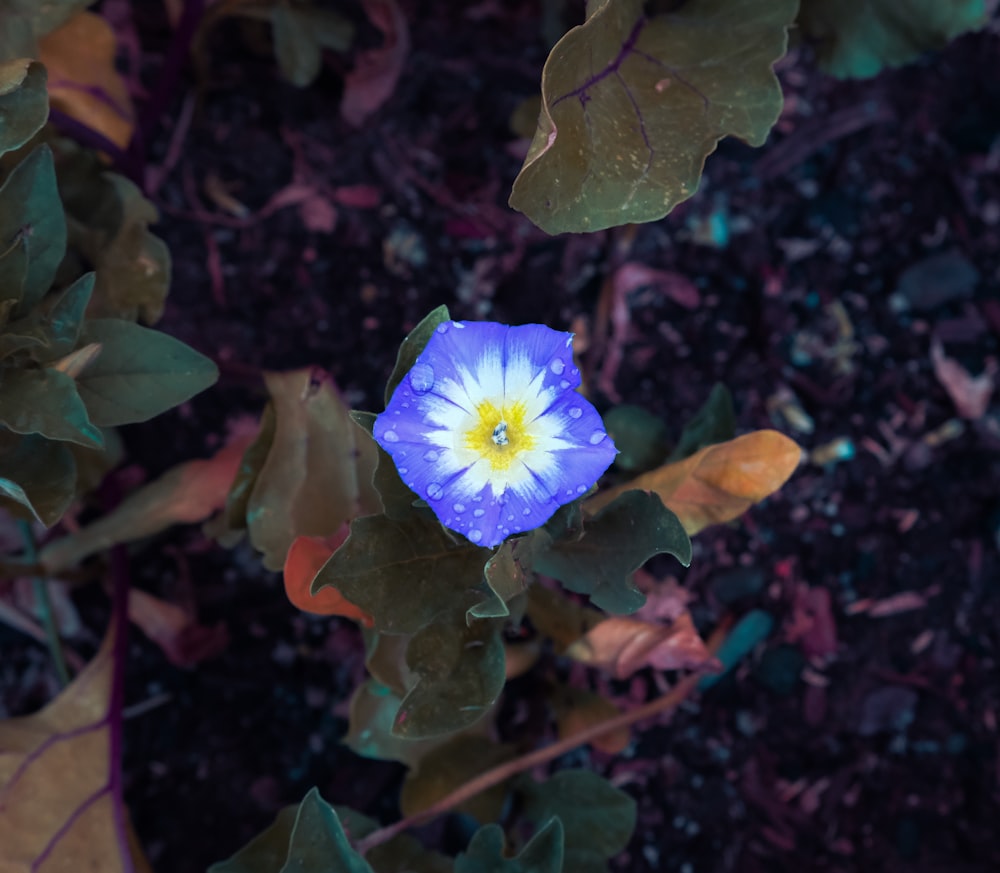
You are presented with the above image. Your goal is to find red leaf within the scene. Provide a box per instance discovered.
[283,531,373,625]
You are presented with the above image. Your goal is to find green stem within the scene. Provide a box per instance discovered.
[17,520,71,687]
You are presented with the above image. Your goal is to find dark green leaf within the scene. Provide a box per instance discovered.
[525,584,603,652]
[351,410,418,519]
[603,405,669,473]
[0,367,103,448]
[470,532,544,620]
[344,679,441,766]
[312,511,491,634]
[0,59,47,157]
[667,383,735,462]
[335,808,453,873]
[74,318,218,426]
[698,608,774,690]
[456,819,564,873]
[38,271,93,358]
[0,430,76,526]
[0,235,27,309]
[0,13,35,60]
[395,613,505,739]
[271,5,322,87]
[402,734,514,822]
[0,145,67,314]
[798,0,987,79]
[209,788,374,873]
[385,305,450,405]
[509,0,797,233]
[534,490,691,614]
[520,770,635,873]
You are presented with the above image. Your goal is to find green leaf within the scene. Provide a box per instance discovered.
[534,490,691,614]
[395,613,506,739]
[0,367,103,448]
[270,5,353,87]
[0,59,47,156]
[603,404,669,473]
[401,734,515,823]
[351,410,418,519]
[470,534,540,620]
[0,235,27,309]
[244,369,380,570]
[209,788,374,873]
[0,430,76,526]
[0,13,35,60]
[344,679,442,766]
[666,382,735,462]
[385,305,450,405]
[37,271,94,358]
[456,819,565,873]
[520,770,635,873]
[698,608,774,690]
[798,0,987,79]
[509,0,797,233]
[73,318,218,426]
[335,808,453,873]
[0,145,67,314]
[312,511,492,634]
[0,0,93,38]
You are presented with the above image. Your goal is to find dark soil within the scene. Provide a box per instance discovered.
[4,3,1000,872]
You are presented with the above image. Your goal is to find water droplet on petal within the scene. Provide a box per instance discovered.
[589,430,606,445]
[522,507,532,516]
[559,380,570,389]
[577,484,587,494]
[423,449,439,462]
[468,529,482,543]
[453,503,466,513]
[382,430,399,442]
[473,508,485,518]
[436,323,450,334]
[507,514,514,521]
[398,467,408,474]
[550,358,565,375]
[568,407,582,419]
[427,483,443,500]
[410,362,434,394]
[454,321,466,329]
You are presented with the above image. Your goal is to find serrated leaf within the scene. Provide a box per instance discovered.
[394,613,505,739]
[0,618,150,873]
[245,369,380,570]
[509,0,797,233]
[385,305,450,405]
[39,431,252,572]
[456,819,565,873]
[535,489,691,614]
[0,367,104,448]
[312,511,492,634]
[0,59,48,156]
[520,770,635,873]
[588,430,802,535]
[0,429,76,525]
[73,317,218,426]
[0,144,67,314]
[667,382,735,462]
[401,734,514,822]
[209,788,374,873]
[798,0,987,79]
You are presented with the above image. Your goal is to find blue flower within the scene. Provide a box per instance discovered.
[373,321,617,548]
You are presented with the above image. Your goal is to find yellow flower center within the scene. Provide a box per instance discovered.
[462,399,535,471]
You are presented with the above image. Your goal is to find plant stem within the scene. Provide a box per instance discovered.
[355,618,733,856]
[17,520,71,687]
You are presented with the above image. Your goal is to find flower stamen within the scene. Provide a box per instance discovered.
[491,421,509,446]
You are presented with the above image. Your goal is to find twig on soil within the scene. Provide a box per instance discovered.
[355,618,731,857]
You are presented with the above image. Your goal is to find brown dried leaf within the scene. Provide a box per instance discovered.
[128,588,229,668]
[565,611,713,679]
[587,430,802,535]
[550,684,630,754]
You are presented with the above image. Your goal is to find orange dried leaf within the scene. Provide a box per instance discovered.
[39,11,136,149]
[283,533,373,625]
[565,612,713,679]
[0,621,147,871]
[588,430,802,535]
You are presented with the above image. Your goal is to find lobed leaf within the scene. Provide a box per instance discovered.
[0,618,149,872]
[509,0,798,233]
[0,429,75,525]
[312,511,492,635]
[394,613,506,739]
[456,819,565,873]
[38,10,135,148]
[0,59,48,156]
[73,317,218,426]
[798,0,987,79]
[245,369,380,570]
[587,429,802,535]
[535,489,691,614]
[519,770,635,873]
[0,144,67,314]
